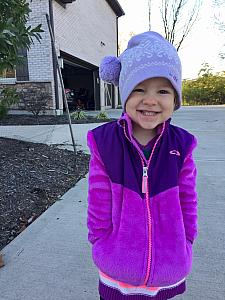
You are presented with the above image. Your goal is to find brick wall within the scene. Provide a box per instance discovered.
[27,0,54,83]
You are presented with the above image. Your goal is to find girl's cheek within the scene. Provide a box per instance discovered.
[125,98,131,112]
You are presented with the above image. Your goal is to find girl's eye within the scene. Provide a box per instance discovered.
[159,89,170,94]
[132,88,144,93]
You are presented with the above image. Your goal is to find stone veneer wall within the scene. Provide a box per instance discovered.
[0,82,54,113]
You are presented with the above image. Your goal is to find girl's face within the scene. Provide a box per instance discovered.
[125,77,175,136]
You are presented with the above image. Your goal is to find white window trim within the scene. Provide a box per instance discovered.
[0,78,16,84]
[0,68,16,84]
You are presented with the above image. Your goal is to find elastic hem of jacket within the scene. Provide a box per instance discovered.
[99,280,186,300]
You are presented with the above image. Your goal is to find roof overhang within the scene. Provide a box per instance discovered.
[106,0,125,17]
[60,0,76,3]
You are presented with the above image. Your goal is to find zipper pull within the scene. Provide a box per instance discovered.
[142,166,148,194]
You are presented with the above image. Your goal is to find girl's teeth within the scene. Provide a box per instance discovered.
[141,111,157,116]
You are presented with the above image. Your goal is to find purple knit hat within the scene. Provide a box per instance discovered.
[99,31,182,110]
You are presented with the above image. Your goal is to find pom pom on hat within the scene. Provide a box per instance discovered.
[99,56,121,86]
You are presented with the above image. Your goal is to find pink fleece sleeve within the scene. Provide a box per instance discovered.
[87,130,112,244]
[179,140,198,244]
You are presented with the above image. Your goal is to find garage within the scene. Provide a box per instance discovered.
[61,52,100,111]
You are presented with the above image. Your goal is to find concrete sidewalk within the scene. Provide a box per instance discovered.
[0,176,99,300]
[0,123,103,153]
[0,107,225,299]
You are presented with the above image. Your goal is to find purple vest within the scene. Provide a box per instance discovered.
[92,117,194,198]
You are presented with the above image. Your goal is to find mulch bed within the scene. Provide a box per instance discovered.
[0,113,116,125]
[0,113,113,252]
[0,137,90,252]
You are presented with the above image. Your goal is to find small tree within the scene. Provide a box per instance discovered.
[198,63,214,77]
[20,89,51,123]
[0,0,43,72]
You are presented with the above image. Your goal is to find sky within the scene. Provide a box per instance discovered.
[117,0,225,79]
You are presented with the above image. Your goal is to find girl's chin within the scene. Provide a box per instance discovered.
[133,119,157,130]
[137,114,159,128]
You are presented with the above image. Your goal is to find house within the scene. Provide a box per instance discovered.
[0,0,124,115]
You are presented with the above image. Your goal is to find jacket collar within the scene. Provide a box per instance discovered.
[117,111,171,142]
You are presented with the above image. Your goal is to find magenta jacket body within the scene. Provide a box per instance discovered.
[87,113,198,287]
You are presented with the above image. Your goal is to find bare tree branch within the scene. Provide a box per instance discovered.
[176,1,201,50]
[160,0,202,51]
[170,0,183,44]
[213,0,225,32]
[161,0,170,40]
[148,0,152,30]
[213,0,225,59]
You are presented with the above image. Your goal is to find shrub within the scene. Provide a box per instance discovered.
[0,87,19,119]
[96,111,110,120]
[19,89,51,122]
[71,110,87,120]
[182,73,225,105]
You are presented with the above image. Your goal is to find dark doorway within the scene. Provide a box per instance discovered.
[62,62,95,111]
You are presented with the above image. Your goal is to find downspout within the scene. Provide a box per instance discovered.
[49,0,60,111]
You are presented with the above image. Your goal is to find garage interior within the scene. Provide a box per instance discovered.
[61,56,100,111]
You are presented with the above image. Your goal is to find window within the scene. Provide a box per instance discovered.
[0,68,16,79]
[0,68,16,83]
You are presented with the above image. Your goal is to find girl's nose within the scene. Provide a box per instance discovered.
[142,93,157,105]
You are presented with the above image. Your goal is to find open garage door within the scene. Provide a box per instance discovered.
[60,53,100,111]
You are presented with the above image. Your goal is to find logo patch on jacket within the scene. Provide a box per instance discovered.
[169,150,181,156]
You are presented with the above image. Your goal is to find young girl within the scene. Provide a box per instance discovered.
[87,31,198,300]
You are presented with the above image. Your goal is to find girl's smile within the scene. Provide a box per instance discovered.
[125,77,175,144]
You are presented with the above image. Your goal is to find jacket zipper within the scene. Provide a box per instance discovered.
[142,166,148,193]
[122,121,165,286]
[138,154,152,285]
[144,170,151,285]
